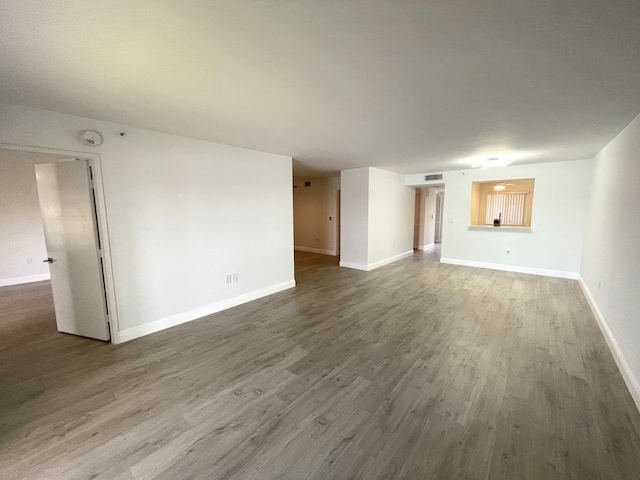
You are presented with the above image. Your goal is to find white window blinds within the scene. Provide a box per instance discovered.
[486,192,527,225]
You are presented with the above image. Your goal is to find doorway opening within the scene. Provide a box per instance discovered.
[292,175,341,262]
[413,184,445,253]
[0,147,114,342]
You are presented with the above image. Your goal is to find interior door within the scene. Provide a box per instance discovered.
[414,189,421,249]
[336,190,341,257]
[435,193,443,243]
[35,160,110,341]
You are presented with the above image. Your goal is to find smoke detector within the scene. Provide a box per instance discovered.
[82,130,103,146]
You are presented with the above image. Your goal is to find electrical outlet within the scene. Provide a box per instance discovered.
[25,257,33,264]
[226,273,239,284]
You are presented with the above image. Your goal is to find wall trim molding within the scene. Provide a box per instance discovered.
[340,250,414,271]
[578,277,640,413]
[368,250,414,271]
[0,273,51,287]
[418,243,435,251]
[439,257,579,279]
[339,260,369,271]
[117,280,296,344]
[294,246,337,256]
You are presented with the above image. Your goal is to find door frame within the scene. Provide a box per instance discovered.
[0,142,121,343]
[336,190,341,257]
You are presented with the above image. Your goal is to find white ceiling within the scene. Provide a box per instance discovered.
[1,1,639,176]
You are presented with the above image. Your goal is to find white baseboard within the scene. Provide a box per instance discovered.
[339,260,368,270]
[340,250,414,272]
[439,258,578,279]
[578,277,640,413]
[368,250,414,270]
[418,243,435,251]
[0,273,51,287]
[116,280,296,344]
[294,246,337,256]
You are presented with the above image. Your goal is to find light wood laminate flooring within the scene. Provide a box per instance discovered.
[1,248,640,479]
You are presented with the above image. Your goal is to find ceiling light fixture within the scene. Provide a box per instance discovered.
[494,184,506,191]
[471,157,512,168]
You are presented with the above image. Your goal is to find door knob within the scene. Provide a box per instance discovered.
[43,257,54,263]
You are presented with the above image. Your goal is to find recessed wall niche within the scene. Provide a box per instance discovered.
[470,178,535,227]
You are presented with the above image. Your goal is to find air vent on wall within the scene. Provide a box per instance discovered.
[425,174,443,181]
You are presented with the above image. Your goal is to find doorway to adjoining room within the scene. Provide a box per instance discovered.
[413,185,445,256]
[0,148,111,342]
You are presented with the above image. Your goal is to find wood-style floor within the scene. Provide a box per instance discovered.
[1,248,640,480]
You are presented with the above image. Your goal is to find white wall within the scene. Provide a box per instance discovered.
[0,103,295,343]
[340,167,414,270]
[293,176,340,255]
[406,158,594,278]
[340,168,369,268]
[0,156,50,285]
[367,168,414,267]
[580,112,640,410]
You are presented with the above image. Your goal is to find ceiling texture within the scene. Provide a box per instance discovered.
[1,0,639,176]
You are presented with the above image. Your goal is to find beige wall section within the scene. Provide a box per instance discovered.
[470,182,481,225]
[293,176,340,256]
[0,151,51,285]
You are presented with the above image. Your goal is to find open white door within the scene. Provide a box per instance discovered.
[434,193,443,243]
[35,160,110,341]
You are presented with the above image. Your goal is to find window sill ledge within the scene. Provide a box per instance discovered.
[468,225,532,232]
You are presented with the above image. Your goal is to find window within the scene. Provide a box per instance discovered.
[470,178,535,227]
[486,192,527,225]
